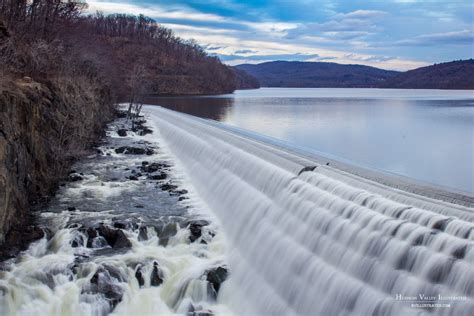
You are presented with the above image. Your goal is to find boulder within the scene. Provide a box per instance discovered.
[158,222,178,246]
[113,221,131,230]
[138,127,153,136]
[206,266,228,299]
[114,230,132,249]
[147,173,167,181]
[160,183,178,192]
[88,267,124,309]
[150,261,163,286]
[95,224,132,249]
[69,174,83,182]
[115,146,154,155]
[138,226,148,241]
[117,129,127,137]
[141,162,164,173]
[187,220,209,243]
[135,265,145,287]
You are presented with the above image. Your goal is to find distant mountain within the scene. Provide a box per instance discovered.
[234,61,400,88]
[232,68,260,89]
[379,59,474,89]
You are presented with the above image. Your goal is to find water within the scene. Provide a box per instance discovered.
[147,88,474,193]
[147,106,473,316]
[0,115,231,316]
[1,105,473,316]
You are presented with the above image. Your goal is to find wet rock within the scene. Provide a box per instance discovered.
[96,225,132,249]
[138,226,148,241]
[69,174,83,182]
[206,266,228,299]
[115,146,154,155]
[114,230,132,249]
[71,234,85,248]
[138,127,153,136]
[113,221,131,230]
[141,162,164,173]
[135,265,145,287]
[188,220,210,243]
[171,189,188,196]
[88,267,124,309]
[135,205,144,208]
[452,245,467,260]
[159,222,178,246]
[67,206,76,211]
[145,148,154,155]
[432,218,450,231]
[128,175,139,181]
[160,183,178,192]
[91,236,108,248]
[117,129,128,137]
[142,161,149,165]
[148,173,167,181]
[150,261,163,286]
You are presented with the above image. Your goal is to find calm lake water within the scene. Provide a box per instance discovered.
[146,88,474,193]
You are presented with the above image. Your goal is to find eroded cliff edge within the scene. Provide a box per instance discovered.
[0,74,114,257]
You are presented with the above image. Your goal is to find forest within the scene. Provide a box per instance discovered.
[0,0,241,99]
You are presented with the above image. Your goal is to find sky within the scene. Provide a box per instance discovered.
[87,0,473,70]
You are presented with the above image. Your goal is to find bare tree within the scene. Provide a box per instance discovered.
[127,63,148,128]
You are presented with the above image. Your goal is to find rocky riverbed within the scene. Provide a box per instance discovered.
[0,112,230,316]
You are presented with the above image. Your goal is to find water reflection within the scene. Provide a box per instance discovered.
[145,88,474,193]
[144,96,234,121]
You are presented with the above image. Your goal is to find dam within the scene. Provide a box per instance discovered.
[146,106,474,316]
[0,105,472,316]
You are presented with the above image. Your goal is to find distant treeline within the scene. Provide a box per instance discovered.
[235,60,474,90]
[0,0,258,99]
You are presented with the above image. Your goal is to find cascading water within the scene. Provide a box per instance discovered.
[146,106,474,316]
[0,114,232,316]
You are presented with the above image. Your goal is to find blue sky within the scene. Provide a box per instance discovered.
[87,0,473,70]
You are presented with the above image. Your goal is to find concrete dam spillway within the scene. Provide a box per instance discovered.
[146,106,474,316]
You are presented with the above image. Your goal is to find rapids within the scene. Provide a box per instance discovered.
[0,114,231,316]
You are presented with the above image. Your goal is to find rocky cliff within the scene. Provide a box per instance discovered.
[0,75,114,257]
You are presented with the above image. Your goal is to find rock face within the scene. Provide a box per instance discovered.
[0,75,114,254]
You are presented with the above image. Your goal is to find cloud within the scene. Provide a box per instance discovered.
[335,10,387,20]
[234,49,258,54]
[216,53,321,63]
[284,9,386,43]
[396,30,474,46]
[204,45,226,51]
[87,1,226,23]
[344,54,397,63]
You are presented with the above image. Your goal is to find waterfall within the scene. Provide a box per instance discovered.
[146,106,474,316]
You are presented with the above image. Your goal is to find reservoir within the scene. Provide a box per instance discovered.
[148,88,474,193]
